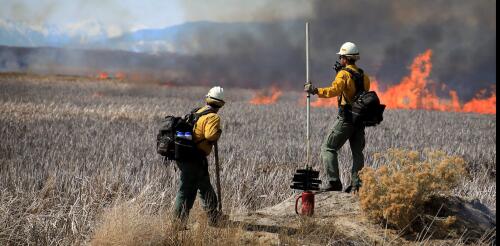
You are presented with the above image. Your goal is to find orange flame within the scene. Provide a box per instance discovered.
[310,97,338,107]
[159,81,176,87]
[462,90,496,114]
[92,91,105,97]
[97,72,109,79]
[310,49,496,114]
[250,86,283,105]
[115,71,126,80]
[374,49,435,110]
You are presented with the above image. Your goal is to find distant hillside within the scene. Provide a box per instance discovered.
[0,20,303,55]
[0,19,110,48]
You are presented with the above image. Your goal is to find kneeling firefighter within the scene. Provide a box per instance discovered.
[174,86,225,225]
[304,42,370,193]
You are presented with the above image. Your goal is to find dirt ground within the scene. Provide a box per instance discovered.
[230,191,496,245]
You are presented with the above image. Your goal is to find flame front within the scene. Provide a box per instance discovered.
[311,49,496,115]
[310,97,337,107]
[115,71,126,80]
[462,90,496,114]
[373,50,434,110]
[250,86,283,105]
[96,71,126,80]
[97,72,109,79]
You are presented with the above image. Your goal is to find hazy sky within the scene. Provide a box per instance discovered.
[0,0,313,30]
[0,0,495,98]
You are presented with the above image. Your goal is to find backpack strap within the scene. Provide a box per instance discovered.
[338,67,365,105]
[191,107,218,144]
[185,107,212,121]
[190,107,203,114]
[186,106,217,128]
[343,67,365,95]
[194,107,216,122]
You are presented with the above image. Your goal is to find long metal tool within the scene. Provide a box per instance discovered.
[214,142,222,212]
[305,22,311,169]
[290,24,321,216]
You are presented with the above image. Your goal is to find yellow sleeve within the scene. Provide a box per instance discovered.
[364,74,370,91]
[317,70,348,98]
[204,114,221,142]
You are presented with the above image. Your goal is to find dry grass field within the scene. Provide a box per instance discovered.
[0,73,496,245]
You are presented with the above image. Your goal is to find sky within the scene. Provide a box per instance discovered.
[0,0,313,33]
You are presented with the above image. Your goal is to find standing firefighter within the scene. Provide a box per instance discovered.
[174,86,225,226]
[304,42,370,193]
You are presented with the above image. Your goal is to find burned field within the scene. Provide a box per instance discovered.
[0,73,496,244]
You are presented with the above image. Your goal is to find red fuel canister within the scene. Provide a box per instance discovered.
[295,191,315,216]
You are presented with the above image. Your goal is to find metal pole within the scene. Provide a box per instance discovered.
[306,22,311,169]
[214,142,222,212]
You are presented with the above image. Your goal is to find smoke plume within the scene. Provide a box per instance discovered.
[174,0,496,100]
[0,0,496,102]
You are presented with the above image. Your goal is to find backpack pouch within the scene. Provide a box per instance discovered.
[174,138,197,161]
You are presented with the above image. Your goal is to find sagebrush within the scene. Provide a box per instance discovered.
[359,148,466,229]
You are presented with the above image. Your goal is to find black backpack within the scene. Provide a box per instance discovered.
[341,68,386,127]
[156,107,216,160]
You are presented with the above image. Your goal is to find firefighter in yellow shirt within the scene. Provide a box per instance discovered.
[304,42,370,193]
[174,86,224,227]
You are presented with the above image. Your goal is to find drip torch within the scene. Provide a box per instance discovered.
[290,22,321,216]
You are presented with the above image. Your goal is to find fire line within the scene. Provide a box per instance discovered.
[310,49,496,115]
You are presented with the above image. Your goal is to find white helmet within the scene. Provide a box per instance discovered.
[206,86,225,107]
[337,42,360,60]
[207,86,224,101]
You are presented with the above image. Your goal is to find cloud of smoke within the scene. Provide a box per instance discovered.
[0,0,495,101]
[1,0,140,34]
[178,0,313,24]
[173,0,496,100]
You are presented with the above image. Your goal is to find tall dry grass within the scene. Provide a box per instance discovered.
[90,198,358,246]
[0,73,496,244]
[91,202,168,246]
[90,201,250,246]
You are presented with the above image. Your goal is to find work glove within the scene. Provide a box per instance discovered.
[304,82,318,95]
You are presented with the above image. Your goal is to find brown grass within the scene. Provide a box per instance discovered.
[90,200,266,246]
[90,200,353,246]
[359,148,467,230]
[0,74,495,244]
[91,202,168,246]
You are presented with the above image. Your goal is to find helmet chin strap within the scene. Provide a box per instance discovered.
[205,99,222,110]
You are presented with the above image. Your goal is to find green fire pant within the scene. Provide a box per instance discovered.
[173,154,218,222]
[321,115,366,188]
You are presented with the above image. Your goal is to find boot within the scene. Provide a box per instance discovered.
[320,180,343,192]
[344,185,360,194]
